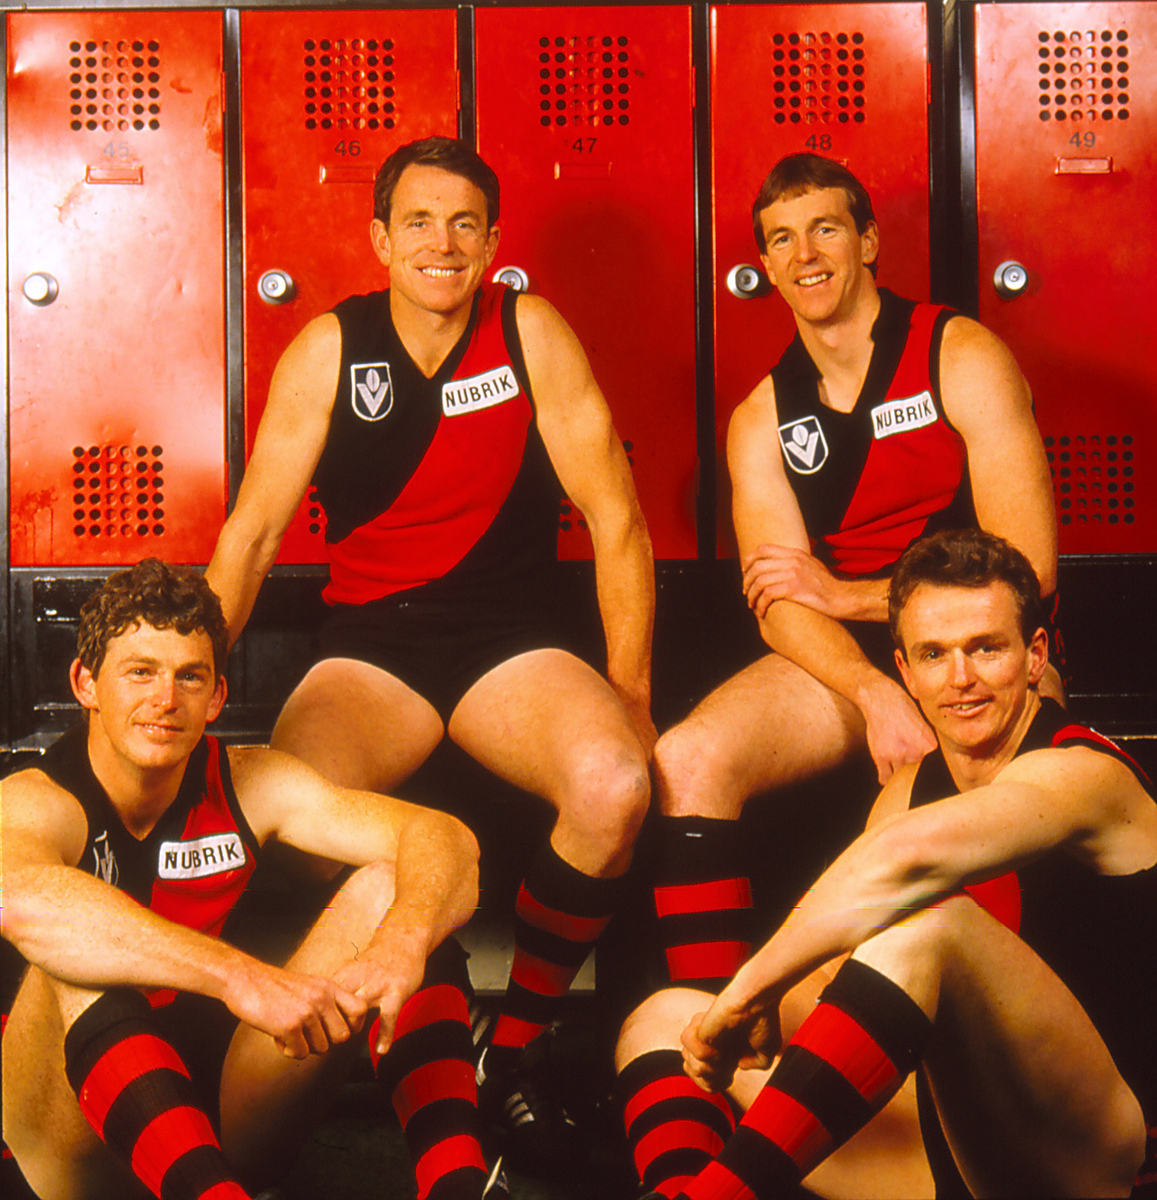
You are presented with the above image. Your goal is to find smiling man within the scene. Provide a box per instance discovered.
[1,559,488,1200]
[205,136,654,1171]
[617,529,1157,1200]
[649,152,1060,995]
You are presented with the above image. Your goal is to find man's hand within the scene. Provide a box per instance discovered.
[332,942,429,1058]
[857,675,937,784]
[223,961,368,1059]
[680,984,784,1094]
[742,544,852,620]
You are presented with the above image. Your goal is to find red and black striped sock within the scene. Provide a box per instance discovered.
[489,841,623,1056]
[370,940,487,1200]
[620,1049,737,1198]
[673,959,932,1199]
[653,816,753,991]
[62,988,249,1200]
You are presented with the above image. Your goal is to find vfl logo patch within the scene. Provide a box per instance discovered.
[351,362,394,421]
[778,415,829,474]
[92,830,119,887]
[442,366,519,417]
[871,391,936,439]
[158,833,246,881]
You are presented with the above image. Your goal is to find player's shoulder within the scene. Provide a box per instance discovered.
[0,765,90,862]
[513,290,571,346]
[939,311,1017,372]
[728,373,780,446]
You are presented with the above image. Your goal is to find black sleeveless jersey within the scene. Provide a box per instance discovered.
[771,288,976,578]
[312,284,562,609]
[910,699,1157,1124]
[39,725,259,1005]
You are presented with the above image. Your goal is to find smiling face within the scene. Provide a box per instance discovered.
[71,621,225,778]
[372,163,498,320]
[895,581,1048,758]
[758,185,878,326]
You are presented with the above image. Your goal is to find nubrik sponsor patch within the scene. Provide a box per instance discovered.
[442,365,519,417]
[158,833,247,880]
[870,391,936,439]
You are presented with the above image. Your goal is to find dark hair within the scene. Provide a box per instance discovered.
[888,529,1044,655]
[752,153,877,272]
[373,136,500,229]
[78,559,229,679]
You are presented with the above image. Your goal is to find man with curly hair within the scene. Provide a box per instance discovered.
[1,560,502,1200]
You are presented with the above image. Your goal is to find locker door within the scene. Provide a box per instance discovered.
[240,9,458,563]
[8,11,225,565]
[711,3,930,552]
[475,6,697,560]
[973,2,1156,552]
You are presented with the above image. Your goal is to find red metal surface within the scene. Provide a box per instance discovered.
[475,6,697,560]
[711,3,930,553]
[8,10,226,565]
[240,8,458,563]
[975,2,1155,552]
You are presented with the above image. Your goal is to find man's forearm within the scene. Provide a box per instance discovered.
[205,515,282,650]
[4,865,257,1001]
[593,512,655,704]
[760,599,887,711]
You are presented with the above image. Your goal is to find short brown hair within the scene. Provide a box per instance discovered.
[889,529,1044,656]
[78,559,229,679]
[752,153,876,264]
[373,136,500,228]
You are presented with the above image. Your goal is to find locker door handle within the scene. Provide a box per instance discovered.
[257,270,298,305]
[726,264,771,299]
[993,260,1029,300]
[23,272,59,306]
[492,266,529,292]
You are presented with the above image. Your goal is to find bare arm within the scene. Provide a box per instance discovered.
[516,294,656,751]
[230,747,480,1049]
[205,315,342,649]
[686,745,1157,1087]
[0,770,364,1058]
[939,316,1058,597]
[729,380,934,781]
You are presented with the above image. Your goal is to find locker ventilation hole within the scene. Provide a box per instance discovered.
[69,39,162,133]
[307,487,325,536]
[1037,29,1129,122]
[538,35,632,128]
[771,31,865,125]
[1045,434,1136,526]
[71,444,165,539]
[304,38,395,131]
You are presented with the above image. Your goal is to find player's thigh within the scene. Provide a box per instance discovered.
[656,653,866,816]
[272,656,443,792]
[448,648,648,806]
[895,899,1143,1198]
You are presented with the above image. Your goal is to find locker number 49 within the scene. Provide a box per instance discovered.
[1070,132,1097,148]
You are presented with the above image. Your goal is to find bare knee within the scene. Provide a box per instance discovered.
[615,987,712,1073]
[1099,1083,1146,1196]
[556,744,650,861]
[653,718,752,820]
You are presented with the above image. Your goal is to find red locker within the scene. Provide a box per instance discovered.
[240,9,458,563]
[7,11,226,565]
[475,6,697,560]
[711,3,930,552]
[973,2,1155,552]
